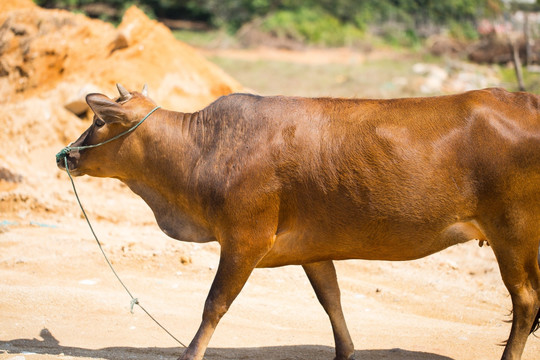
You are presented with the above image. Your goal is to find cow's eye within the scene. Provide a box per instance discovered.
[95,118,105,127]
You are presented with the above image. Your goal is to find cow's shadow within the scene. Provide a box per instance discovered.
[0,328,454,360]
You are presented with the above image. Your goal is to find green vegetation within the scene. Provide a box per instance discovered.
[261,8,364,47]
[208,52,540,98]
[173,29,238,48]
[209,52,436,98]
[498,65,540,93]
[448,20,479,41]
[33,0,523,47]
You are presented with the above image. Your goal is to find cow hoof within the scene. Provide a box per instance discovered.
[177,349,196,360]
[177,356,193,360]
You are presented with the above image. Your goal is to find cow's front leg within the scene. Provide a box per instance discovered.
[178,240,271,360]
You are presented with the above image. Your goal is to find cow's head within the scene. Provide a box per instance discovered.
[56,84,158,178]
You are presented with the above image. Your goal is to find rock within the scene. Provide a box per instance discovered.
[64,84,101,116]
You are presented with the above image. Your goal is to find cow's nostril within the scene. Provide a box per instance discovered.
[56,156,66,169]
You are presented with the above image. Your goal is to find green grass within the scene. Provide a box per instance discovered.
[173,29,238,48]
[209,53,540,98]
[209,54,439,98]
[497,65,540,94]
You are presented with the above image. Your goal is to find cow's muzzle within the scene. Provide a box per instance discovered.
[56,147,82,175]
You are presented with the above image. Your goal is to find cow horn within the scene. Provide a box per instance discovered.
[142,83,148,97]
[116,83,130,99]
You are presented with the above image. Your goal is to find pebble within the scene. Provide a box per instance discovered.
[78,279,98,285]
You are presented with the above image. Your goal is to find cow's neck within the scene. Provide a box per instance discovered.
[121,108,215,243]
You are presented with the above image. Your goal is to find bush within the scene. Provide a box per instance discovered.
[448,20,479,41]
[261,8,364,47]
[377,22,420,48]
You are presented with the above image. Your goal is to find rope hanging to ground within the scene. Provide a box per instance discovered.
[56,105,202,356]
[63,156,189,349]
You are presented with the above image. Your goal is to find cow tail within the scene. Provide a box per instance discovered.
[533,246,540,335]
[531,309,540,335]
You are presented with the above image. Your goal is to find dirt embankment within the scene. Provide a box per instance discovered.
[0,0,242,222]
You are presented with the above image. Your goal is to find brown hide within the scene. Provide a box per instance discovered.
[57,87,540,360]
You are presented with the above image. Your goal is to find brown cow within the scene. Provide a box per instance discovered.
[57,85,540,360]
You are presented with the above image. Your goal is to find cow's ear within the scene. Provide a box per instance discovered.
[86,93,129,125]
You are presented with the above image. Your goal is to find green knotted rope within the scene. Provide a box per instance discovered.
[57,104,193,351]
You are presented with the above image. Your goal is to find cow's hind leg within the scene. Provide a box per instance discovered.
[489,234,540,360]
[303,261,355,360]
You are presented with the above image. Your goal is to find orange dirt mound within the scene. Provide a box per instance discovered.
[0,2,243,219]
[0,0,35,15]
[0,4,242,108]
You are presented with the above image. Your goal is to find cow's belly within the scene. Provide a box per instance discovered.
[256,219,487,268]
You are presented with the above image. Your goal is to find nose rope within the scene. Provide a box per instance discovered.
[56,104,198,353]
[55,106,160,163]
[61,156,189,350]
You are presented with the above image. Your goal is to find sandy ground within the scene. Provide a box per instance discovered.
[1,146,539,360]
[1,3,539,360]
